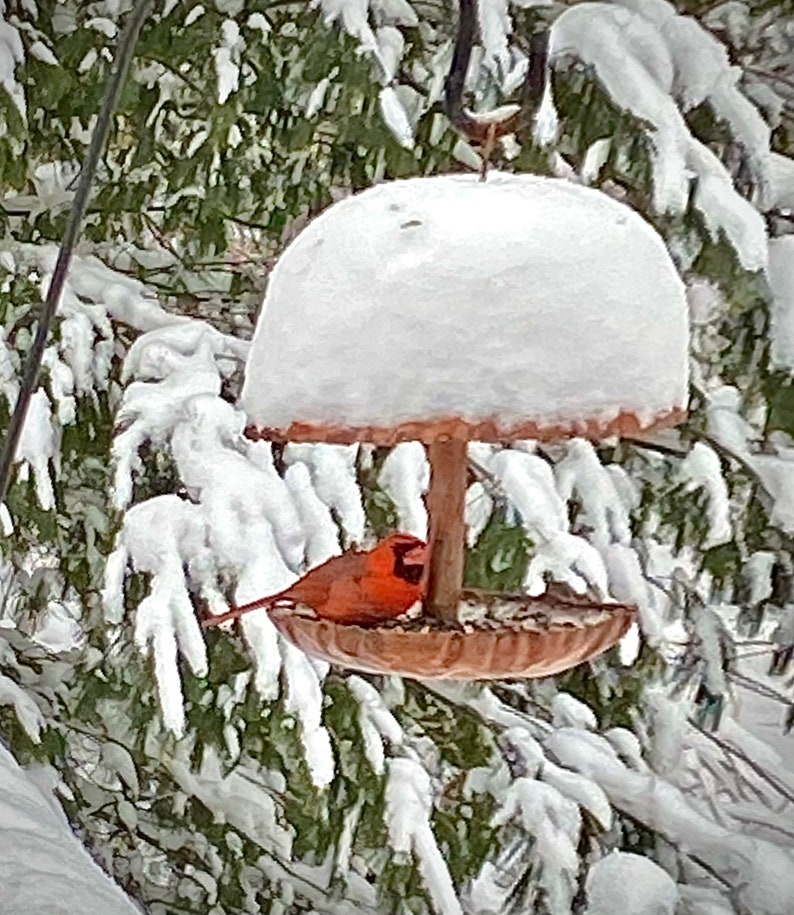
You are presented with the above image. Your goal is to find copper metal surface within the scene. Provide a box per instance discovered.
[245,407,686,447]
[269,601,636,679]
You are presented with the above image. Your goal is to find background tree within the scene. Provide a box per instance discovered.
[1,1,793,914]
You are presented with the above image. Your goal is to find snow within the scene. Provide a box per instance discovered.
[555,439,631,547]
[492,778,581,914]
[105,322,341,778]
[487,446,567,541]
[379,86,414,149]
[28,40,57,66]
[0,671,44,742]
[107,496,210,737]
[243,173,688,439]
[677,442,731,547]
[547,727,794,915]
[769,152,794,210]
[0,744,141,915]
[477,0,512,76]
[348,674,404,774]
[704,384,794,533]
[467,441,620,599]
[168,746,293,860]
[282,641,335,788]
[184,4,204,26]
[0,6,25,119]
[743,550,775,606]
[385,757,463,915]
[14,388,56,511]
[584,852,678,915]
[213,19,243,104]
[375,26,403,81]
[540,760,612,831]
[319,0,378,60]
[282,444,365,547]
[552,691,597,730]
[464,481,493,547]
[378,441,428,539]
[545,0,769,270]
[525,531,610,598]
[768,235,794,371]
[283,462,342,568]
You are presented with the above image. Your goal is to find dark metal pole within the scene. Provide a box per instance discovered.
[444,0,478,129]
[0,0,154,507]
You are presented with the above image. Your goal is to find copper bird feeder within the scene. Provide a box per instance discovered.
[241,173,689,679]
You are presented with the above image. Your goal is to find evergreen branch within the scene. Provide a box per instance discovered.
[746,64,794,95]
[628,423,775,503]
[687,717,794,806]
[619,808,741,905]
[727,669,793,705]
[0,0,155,507]
[139,54,205,95]
[685,852,744,905]
[724,810,794,841]
[467,456,509,506]
[692,430,774,500]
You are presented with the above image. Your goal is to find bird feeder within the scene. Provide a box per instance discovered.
[242,172,688,679]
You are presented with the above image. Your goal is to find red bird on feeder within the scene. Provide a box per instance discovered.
[202,532,427,628]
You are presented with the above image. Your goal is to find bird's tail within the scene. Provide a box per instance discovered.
[201,594,286,628]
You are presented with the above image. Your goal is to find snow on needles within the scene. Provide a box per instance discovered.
[584,852,678,915]
[1,244,186,514]
[316,0,775,274]
[105,496,209,736]
[545,0,769,270]
[493,778,581,913]
[0,670,45,743]
[385,757,463,915]
[106,320,357,786]
[705,385,794,535]
[768,236,794,371]
[677,441,732,547]
[0,2,26,120]
[548,727,794,915]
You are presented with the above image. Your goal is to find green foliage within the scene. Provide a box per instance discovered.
[765,374,794,437]
[557,643,666,730]
[402,684,495,770]
[464,510,530,592]
[1,2,793,913]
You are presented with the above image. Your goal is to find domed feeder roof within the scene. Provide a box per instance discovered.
[242,172,688,445]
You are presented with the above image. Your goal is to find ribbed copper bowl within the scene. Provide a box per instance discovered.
[269,599,636,679]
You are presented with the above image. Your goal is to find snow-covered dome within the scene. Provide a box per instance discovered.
[242,173,688,444]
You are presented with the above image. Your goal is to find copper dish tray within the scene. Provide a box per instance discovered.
[269,597,636,679]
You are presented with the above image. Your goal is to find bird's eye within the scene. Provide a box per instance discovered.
[400,564,424,585]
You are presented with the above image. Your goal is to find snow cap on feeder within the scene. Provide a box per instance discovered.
[242,172,688,446]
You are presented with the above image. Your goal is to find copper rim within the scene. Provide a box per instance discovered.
[245,408,686,447]
[269,601,636,679]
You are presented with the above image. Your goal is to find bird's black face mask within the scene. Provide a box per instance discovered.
[392,541,426,585]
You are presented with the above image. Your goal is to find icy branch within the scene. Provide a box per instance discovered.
[385,757,463,915]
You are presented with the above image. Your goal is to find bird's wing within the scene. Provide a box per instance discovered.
[318,576,369,622]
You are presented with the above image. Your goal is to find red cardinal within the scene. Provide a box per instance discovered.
[202,532,427,628]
